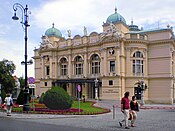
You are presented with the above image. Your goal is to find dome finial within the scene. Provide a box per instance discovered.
[52,23,55,28]
[131,18,133,25]
[115,7,117,13]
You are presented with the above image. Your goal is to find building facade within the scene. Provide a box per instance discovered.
[33,9,175,104]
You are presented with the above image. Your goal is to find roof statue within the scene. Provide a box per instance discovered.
[67,29,71,38]
[83,26,87,36]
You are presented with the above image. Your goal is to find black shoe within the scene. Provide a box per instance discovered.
[119,122,122,127]
[125,127,130,129]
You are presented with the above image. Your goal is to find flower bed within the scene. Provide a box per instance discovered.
[30,108,83,114]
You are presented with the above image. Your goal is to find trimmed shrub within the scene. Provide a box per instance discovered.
[43,86,73,110]
[16,89,24,105]
[39,93,45,104]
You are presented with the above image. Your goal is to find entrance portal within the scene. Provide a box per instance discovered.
[134,87,141,100]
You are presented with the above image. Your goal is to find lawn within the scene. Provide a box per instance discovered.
[10,100,110,115]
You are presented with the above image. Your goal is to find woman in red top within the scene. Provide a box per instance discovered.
[119,91,130,129]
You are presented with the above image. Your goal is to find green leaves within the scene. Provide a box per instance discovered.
[0,59,16,93]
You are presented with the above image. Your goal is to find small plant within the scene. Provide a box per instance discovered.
[43,86,73,110]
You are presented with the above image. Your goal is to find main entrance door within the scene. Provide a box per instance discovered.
[134,87,141,100]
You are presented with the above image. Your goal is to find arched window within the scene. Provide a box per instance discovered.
[60,58,68,76]
[75,56,83,75]
[91,54,100,74]
[133,51,144,76]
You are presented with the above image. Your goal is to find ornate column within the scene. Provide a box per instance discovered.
[84,53,87,77]
[49,55,52,78]
[68,55,72,78]
[103,48,107,76]
[41,56,44,79]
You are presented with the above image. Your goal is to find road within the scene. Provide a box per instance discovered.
[0,117,100,131]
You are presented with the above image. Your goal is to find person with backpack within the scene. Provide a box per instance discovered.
[119,91,130,129]
[4,93,13,116]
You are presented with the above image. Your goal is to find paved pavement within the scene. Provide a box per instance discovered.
[0,100,175,131]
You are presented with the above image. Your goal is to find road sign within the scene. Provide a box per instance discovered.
[29,84,36,88]
[77,85,81,92]
[28,77,35,84]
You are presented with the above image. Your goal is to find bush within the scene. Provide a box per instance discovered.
[39,93,45,104]
[43,86,73,110]
[16,89,24,105]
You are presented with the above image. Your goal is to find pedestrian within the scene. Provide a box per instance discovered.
[4,93,13,116]
[0,95,2,105]
[119,91,130,129]
[130,95,139,127]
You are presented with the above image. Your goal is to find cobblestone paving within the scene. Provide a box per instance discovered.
[0,100,175,131]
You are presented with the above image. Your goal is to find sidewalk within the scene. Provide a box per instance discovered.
[0,100,175,119]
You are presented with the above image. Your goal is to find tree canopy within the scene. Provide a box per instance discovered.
[0,59,16,93]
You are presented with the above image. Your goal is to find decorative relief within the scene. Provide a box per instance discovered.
[109,48,115,55]
[40,35,53,50]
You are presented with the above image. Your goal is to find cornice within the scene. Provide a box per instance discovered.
[125,39,148,44]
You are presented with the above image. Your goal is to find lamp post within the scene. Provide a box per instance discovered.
[94,78,99,100]
[12,3,31,111]
[140,78,145,105]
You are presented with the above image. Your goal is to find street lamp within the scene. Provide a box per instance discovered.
[140,78,145,105]
[12,3,31,111]
[94,78,99,100]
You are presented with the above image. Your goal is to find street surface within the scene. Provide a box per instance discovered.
[0,100,175,131]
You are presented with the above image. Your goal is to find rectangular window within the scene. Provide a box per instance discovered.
[45,82,47,87]
[46,66,50,76]
[133,60,143,75]
[92,62,100,74]
[61,64,67,75]
[110,61,115,72]
[76,63,83,75]
[109,80,113,85]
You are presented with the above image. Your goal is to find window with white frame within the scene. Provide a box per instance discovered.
[60,58,68,76]
[133,51,144,76]
[46,66,50,76]
[75,56,83,75]
[110,61,115,72]
[91,54,100,74]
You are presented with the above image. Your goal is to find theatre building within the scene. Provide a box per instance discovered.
[33,8,175,104]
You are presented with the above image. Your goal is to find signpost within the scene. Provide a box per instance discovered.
[77,84,81,113]
[28,77,35,110]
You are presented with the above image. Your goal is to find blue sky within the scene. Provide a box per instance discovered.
[0,0,175,78]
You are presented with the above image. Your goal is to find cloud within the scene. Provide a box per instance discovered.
[31,0,117,37]
[1,0,175,78]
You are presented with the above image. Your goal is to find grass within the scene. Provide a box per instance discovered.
[10,100,110,115]
[72,101,106,114]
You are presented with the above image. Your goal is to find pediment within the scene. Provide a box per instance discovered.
[100,35,118,43]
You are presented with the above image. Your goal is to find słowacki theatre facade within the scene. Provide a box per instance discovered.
[33,9,175,104]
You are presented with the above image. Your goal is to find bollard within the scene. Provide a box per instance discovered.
[113,105,115,119]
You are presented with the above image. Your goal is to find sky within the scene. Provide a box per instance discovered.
[0,0,175,78]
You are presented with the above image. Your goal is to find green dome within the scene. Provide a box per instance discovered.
[106,8,126,24]
[45,24,62,38]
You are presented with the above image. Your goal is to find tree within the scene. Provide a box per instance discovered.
[18,76,25,89]
[0,59,16,93]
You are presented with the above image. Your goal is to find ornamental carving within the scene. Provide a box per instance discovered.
[40,35,53,50]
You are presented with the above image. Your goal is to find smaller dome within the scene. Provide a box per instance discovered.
[106,8,126,24]
[129,20,140,31]
[45,23,62,38]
